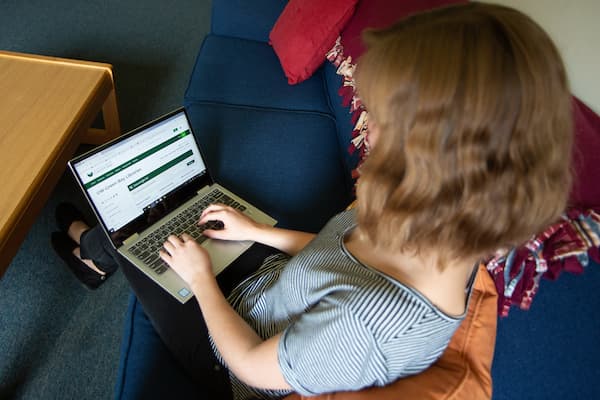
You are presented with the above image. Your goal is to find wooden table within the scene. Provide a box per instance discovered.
[0,51,121,277]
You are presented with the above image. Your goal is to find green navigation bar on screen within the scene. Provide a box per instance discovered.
[83,130,191,190]
[127,150,194,191]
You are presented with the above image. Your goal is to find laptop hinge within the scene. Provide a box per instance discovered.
[123,233,140,247]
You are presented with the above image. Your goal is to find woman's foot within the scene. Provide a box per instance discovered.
[72,246,107,276]
[51,232,107,290]
[67,220,90,245]
[54,203,110,289]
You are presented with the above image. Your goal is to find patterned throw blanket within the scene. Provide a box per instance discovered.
[485,209,600,316]
[327,37,600,317]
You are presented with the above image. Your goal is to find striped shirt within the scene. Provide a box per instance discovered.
[214,210,476,399]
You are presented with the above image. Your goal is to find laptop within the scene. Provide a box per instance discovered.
[68,108,276,304]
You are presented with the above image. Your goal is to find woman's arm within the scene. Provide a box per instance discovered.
[193,274,289,389]
[199,204,315,255]
[246,225,315,256]
[160,234,291,391]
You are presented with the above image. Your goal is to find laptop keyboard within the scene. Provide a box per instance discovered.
[127,188,246,275]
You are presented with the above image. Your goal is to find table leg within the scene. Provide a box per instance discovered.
[83,76,121,145]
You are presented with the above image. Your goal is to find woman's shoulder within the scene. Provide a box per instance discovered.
[320,209,357,234]
[344,273,463,328]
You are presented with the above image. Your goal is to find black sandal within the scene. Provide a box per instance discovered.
[51,232,107,290]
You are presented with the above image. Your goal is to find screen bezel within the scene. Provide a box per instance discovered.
[68,107,214,248]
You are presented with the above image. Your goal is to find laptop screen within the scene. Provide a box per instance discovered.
[71,109,211,246]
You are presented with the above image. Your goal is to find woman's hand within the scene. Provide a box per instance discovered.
[198,204,261,241]
[159,233,212,287]
[199,203,316,255]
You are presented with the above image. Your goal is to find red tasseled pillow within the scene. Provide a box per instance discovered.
[269,0,359,85]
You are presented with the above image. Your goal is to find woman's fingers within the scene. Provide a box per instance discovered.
[159,248,171,261]
[198,206,243,228]
[198,210,227,225]
[166,234,183,245]
[162,235,187,257]
[200,203,230,220]
[196,203,256,242]
[180,233,194,242]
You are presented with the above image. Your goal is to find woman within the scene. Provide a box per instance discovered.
[52,2,572,398]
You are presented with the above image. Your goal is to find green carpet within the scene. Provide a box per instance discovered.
[0,1,212,398]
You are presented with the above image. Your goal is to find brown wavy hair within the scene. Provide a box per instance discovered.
[354,2,573,264]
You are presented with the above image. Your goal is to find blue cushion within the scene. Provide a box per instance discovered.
[115,295,203,399]
[323,61,360,180]
[492,259,600,399]
[183,102,354,232]
[185,35,332,115]
[211,0,287,43]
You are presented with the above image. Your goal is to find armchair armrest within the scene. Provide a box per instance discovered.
[211,0,288,42]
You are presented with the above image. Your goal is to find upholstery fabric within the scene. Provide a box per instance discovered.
[571,96,600,208]
[283,264,497,400]
[185,35,332,114]
[269,0,359,84]
[211,0,287,43]
[492,258,600,399]
[115,296,206,399]
[322,62,360,175]
[339,0,466,59]
[183,103,353,232]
